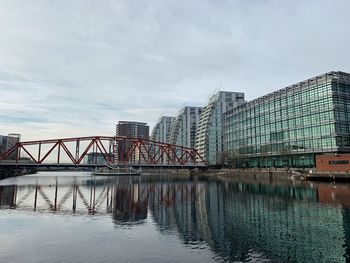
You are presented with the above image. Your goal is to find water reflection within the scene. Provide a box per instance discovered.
[1,173,350,262]
[0,175,149,224]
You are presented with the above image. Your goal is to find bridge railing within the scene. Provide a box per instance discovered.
[0,136,207,166]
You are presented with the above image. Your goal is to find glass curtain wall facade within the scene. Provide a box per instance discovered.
[224,71,350,168]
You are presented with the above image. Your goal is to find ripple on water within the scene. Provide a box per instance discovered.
[1,173,350,262]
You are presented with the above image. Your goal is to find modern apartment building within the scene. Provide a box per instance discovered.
[115,121,149,162]
[83,152,110,165]
[169,106,202,148]
[116,121,149,139]
[151,116,175,143]
[195,91,245,165]
[0,134,20,159]
[224,71,350,169]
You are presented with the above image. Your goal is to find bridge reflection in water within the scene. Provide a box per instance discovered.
[1,173,350,262]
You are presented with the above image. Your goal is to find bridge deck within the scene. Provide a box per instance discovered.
[0,162,206,169]
[0,135,207,168]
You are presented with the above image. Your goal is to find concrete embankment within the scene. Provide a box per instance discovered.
[141,167,193,176]
[305,172,350,181]
[0,168,36,180]
[210,168,295,177]
[0,170,19,180]
[201,168,350,182]
[200,168,306,182]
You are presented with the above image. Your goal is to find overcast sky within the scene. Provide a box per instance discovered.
[0,0,350,140]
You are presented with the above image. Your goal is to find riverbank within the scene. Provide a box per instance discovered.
[201,168,303,181]
[1,165,349,183]
[201,168,350,182]
[0,168,37,180]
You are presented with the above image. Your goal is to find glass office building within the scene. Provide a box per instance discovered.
[224,71,350,168]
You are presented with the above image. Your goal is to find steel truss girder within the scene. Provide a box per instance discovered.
[0,136,207,166]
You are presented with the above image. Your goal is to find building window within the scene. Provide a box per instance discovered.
[329,160,349,165]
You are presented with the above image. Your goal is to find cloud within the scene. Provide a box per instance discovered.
[0,0,349,140]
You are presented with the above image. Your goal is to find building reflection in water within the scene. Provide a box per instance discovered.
[112,177,148,223]
[1,174,350,262]
[148,176,350,262]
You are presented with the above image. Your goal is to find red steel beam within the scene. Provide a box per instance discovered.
[0,135,207,166]
[39,142,59,163]
[21,145,39,164]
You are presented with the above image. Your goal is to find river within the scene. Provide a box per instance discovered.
[0,171,349,262]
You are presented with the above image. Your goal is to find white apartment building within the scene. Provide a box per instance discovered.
[195,91,245,165]
[169,106,202,148]
[151,116,175,143]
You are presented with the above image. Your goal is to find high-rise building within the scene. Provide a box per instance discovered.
[116,121,149,139]
[115,121,149,162]
[169,106,202,148]
[83,152,111,165]
[224,71,350,169]
[151,116,175,143]
[195,91,245,165]
[0,134,20,159]
[0,136,7,155]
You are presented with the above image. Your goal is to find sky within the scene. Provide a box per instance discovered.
[0,0,350,141]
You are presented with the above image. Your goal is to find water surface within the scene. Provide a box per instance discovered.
[1,172,350,262]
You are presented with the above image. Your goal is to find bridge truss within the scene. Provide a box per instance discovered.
[0,136,206,166]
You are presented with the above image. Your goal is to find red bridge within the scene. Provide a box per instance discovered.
[0,136,207,169]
